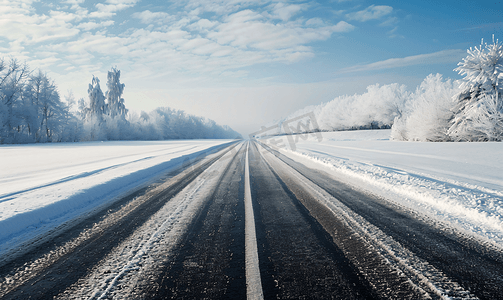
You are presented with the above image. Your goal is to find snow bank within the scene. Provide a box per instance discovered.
[260,130,503,247]
[0,140,233,255]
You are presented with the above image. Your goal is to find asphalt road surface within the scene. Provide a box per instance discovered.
[1,140,502,299]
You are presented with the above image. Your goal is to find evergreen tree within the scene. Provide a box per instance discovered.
[448,37,503,141]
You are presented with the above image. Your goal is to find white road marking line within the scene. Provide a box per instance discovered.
[245,142,264,300]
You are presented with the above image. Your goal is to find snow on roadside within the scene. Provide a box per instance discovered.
[0,140,234,257]
[259,130,503,248]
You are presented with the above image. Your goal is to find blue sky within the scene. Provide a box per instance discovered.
[1,0,501,135]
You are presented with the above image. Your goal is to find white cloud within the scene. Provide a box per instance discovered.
[346,5,393,22]
[64,52,95,65]
[380,16,399,27]
[332,9,346,16]
[53,32,130,58]
[183,0,265,15]
[271,2,305,21]
[63,0,88,17]
[187,18,219,33]
[77,20,114,31]
[30,56,61,70]
[179,37,211,51]
[132,10,173,25]
[63,0,84,4]
[106,0,138,4]
[207,10,353,52]
[0,8,80,44]
[305,18,324,27]
[387,26,404,39]
[49,10,82,23]
[89,5,116,18]
[90,0,139,18]
[340,49,466,73]
[332,21,355,32]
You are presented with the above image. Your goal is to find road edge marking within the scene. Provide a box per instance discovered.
[245,141,264,300]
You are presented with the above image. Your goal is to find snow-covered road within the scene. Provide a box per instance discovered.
[1,133,502,299]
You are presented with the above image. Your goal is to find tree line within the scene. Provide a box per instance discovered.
[0,60,241,144]
[272,37,502,142]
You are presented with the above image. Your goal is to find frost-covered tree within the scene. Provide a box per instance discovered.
[79,68,130,141]
[106,67,127,119]
[64,90,76,112]
[24,71,69,142]
[448,37,503,141]
[391,74,460,141]
[0,58,29,143]
[279,83,409,134]
[103,67,129,140]
[77,98,88,120]
[80,76,107,140]
[61,91,82,142]
[22,71,45,141]
[87,76,106,121]
[126,107,241,140]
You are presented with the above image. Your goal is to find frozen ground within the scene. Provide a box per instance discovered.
[1,131,502,260]
[0,140,233,256]
[260,129,503,249]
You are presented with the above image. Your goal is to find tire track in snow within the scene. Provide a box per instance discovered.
[56,142,244,299]
[257,141,479,299]
[249,141,377,299]
[91,178,208,300]
[135,142,247,299]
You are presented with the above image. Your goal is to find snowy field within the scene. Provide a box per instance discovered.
[1,132,502,259]
[260,130,503,248]
[0,140,233,256]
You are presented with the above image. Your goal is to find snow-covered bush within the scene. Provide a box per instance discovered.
[391,74,460,141]
[127,107,241,140]
[447,37,503,141]
[317,83,409,131]
[389,114,408,141]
